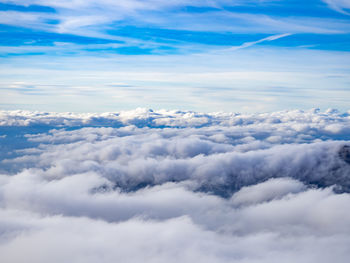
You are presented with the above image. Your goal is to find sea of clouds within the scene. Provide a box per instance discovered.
[0,108,350,262]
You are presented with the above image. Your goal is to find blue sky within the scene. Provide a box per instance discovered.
[0,0,349,112]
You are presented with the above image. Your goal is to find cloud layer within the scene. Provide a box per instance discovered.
[2,0,348,37]
[0,108,350,262]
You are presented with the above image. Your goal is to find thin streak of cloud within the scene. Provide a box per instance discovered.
[228,33,292,51]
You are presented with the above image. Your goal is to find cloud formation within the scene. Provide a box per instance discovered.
[323,0,350,15]
[0,108,350,262]
[229,33,292,51]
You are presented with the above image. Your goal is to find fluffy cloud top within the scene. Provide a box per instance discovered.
[1,108,350,130]
[0,108,350,262]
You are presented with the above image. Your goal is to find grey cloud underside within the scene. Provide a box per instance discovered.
[0,109,350,262]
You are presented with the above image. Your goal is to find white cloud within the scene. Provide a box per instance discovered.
[0,10,57,31]
[230,177,306,206]
[0,109,350,261]
[323,0,350,15]
[1,109,350,195]
[228,33,292,51]
[0,0,348,39]
[0,180,350,262]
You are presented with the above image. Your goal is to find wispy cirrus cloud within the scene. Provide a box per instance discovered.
[228,33,292,50]
[323,0,350,15]
[0,0,349,42]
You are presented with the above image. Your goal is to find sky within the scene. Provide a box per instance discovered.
[1,2,350,260]
[0,0,350,112]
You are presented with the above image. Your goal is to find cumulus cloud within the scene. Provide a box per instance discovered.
[0,108,350,262]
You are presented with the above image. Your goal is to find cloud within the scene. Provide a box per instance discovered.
[230,177,306,206]
[323,0,350,15]
[0,10,56,30]
[228,33,292,51]
[0,108,350,262]
[1,108,350,196]
[0,180,350,262]
[1,0,349,42]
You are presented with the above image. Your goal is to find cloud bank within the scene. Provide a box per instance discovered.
[0,108,350,262]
